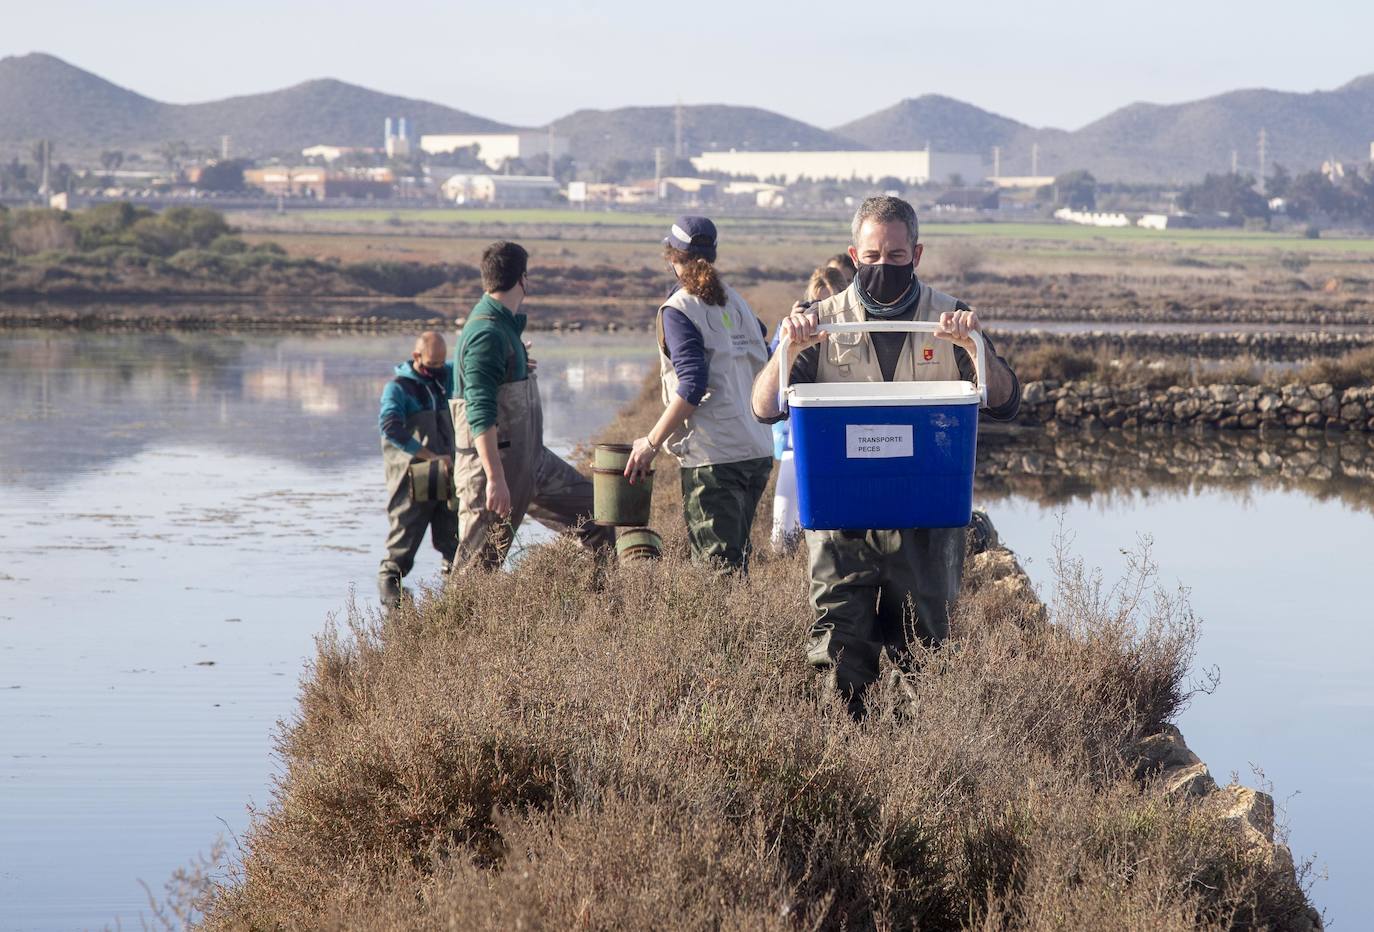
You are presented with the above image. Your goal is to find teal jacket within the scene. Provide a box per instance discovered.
[379,361,455,454]
[454,294,529,437]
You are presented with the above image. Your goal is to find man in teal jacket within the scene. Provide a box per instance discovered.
[450,241,612,569]
[377,330,457,607]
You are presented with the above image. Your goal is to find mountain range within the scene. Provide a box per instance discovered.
[3,52,1373,183]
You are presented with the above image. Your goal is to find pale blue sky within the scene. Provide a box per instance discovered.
[5,0,1373,131]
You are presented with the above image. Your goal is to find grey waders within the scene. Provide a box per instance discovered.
[804,526,965,718]
[451,328,612,570]
[378,382,458,607]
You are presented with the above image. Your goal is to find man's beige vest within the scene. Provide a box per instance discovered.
[657,284,775,468]
[812,281,963,384]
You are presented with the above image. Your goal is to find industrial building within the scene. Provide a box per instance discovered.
[301,145,382,162]
[690,150,986,186]
[384,118,412,159]
[989,175,1055,189]
[440,174,559,205]
[243,167,395,199]
[421,132,569,170]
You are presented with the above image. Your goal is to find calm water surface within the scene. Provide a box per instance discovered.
[1,332,1368,929]
[0,330,656,931]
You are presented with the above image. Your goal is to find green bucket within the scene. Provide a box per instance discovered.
[616,527,663,562]
[593,443,634,472]
[593,466,653,527]
[409,460,454,503]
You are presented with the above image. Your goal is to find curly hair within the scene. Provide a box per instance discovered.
[665,245,726,307]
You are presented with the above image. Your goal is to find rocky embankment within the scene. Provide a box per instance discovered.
[971,543,1322,932]
[1018,380,1374,432]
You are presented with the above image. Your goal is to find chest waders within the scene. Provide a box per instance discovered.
[451,316,613,570]
[378,378,458,600]
[801,283,970,719]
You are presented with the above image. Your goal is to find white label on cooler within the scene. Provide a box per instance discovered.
[845,424,913,459]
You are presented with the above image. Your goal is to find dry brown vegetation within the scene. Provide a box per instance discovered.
[192,386,1316,931]
[1298,346,1374,390]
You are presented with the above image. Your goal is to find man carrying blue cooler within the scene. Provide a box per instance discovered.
[751,196,1021,719]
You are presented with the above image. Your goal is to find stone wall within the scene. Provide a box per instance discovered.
[996,329,1374,362]
[1017,381,1374,432]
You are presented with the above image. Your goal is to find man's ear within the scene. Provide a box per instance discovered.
[913,243,924,269]
[847,245,859,266]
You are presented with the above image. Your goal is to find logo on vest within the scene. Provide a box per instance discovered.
[720,309,734,329]
[922,346,935,362]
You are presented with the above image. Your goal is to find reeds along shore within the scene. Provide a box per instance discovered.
[196,382,1319,931]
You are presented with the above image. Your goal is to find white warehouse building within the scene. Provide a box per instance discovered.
[690,150,986,186]
[421,132,569,170]
[440,174,559,205]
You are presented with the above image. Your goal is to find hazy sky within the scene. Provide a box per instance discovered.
[6,0,1373,131]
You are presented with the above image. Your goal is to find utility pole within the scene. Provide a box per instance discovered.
[1031,142,1039,177]
[1257,128,1268,192]
[992,145,1001,179]
[221,135,232,160]
[1231,149,1238,174]
[654,146,665,201]
[674,101,684,160]
[547,125,555,177]
[38,139,50,196]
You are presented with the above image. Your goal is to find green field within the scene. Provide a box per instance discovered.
[923,220,1374,254]
[252,207,1374,256]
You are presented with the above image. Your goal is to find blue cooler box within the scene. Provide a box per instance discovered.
[789,381,980,529]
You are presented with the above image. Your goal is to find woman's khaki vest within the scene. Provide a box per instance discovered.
[812,282,962,383]
[656,284,775,468]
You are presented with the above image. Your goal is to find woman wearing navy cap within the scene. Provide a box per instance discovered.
[623,216,776,573]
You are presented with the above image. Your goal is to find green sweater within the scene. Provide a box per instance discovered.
[454,294,529,437]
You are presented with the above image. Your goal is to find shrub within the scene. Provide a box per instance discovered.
[194,383,1312,930]
[72,201,153,249]
[8,209,77,255]
[167,249,230,276]
[198,526,1310,931]
[1014,344,1097,383]
[1299,346,1374,390]
[344,260,449,297]
[160,206,233,249]
[209,234,248,255]
[129,216,186,257]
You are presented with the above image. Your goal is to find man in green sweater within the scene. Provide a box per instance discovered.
[450,241,613,569]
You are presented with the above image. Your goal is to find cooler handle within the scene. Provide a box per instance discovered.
[776,320,987,412]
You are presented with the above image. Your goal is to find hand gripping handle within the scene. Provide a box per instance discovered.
[776,320,987,412]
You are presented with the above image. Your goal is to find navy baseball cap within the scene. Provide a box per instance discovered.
[664,216,718,262]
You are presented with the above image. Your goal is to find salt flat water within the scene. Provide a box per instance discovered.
[0,330,656,931]
[0,331,1366,929]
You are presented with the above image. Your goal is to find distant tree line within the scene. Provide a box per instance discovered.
[1176,165,1374,229]
[1266,163,1374,227]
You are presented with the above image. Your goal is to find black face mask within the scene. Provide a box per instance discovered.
[855,261,915,305]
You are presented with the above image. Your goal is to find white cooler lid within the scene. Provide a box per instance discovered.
[788,380,980,408]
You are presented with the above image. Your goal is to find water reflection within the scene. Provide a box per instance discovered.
[0,330,655,491]
[978,426,1374,513]
[0,330,658,932]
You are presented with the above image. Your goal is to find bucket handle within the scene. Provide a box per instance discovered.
[776,320,987,413]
